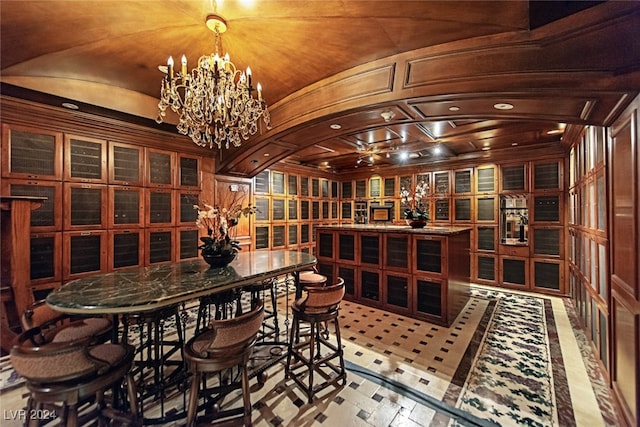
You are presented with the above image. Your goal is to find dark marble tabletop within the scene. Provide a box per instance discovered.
[47,250,317,314]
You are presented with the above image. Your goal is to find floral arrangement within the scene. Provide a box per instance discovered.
[194,197,257,258]
[400,179,430,222]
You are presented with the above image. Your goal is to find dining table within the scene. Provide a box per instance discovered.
[47,249,317,315]
[45,249,317,424]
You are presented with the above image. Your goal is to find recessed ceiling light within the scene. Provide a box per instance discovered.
[512,142,519,146]
[399,152,409,161]
[433,145,442,154]
[448,106,460,112]
[62,102,79,110]
[409,153,420,159]
[330,124,341,130]
[482,146,491,151]
[263,153,269,157]
[493,103,513,110]
[380,110,395,122]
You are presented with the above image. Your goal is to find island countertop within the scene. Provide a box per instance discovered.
[315,224,471,235]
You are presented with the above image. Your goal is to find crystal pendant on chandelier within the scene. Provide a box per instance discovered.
[156,14,271,150]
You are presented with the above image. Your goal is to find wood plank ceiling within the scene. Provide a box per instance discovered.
[1,1,638,176]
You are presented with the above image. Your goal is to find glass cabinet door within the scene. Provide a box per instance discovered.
[338,233,356,263]
[454,169,472,194]
[434,171,450,194]
[434,198,450,222]
[385,235,409,271]
[383,177,396,197]
[369,177,381,198]
[501,164,526,192]
[2,125,63,180]
[476,165,496,193]
[360,234,380,266]
[110,142,143,185]
[338,266,356,298]
[318,231,334,259]
[415,278,442,318]
[272,171,285,195]
[414,236,444,275]
[65,135,107,183]
[355,180,367,198]
[360,269,380,303]
[384,273,411,313]
[178,154,200,189]
[146,149,175,188]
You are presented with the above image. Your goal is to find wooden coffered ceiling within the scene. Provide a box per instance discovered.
[1,1,639,176]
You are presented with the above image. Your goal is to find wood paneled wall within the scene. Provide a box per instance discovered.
[0,97,214,340]
[609,94,640,427]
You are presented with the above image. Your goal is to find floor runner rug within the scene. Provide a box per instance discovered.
[0,355,22,392]
[443,289,571,427]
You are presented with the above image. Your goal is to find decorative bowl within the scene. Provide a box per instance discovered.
[202,251,237,268]
[407,219,427,229]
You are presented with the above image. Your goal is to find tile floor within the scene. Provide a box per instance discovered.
[0,284,621,426]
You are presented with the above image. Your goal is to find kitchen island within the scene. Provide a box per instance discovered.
[315,224,471,326]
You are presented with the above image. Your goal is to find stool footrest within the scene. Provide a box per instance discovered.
[287,365,346,400]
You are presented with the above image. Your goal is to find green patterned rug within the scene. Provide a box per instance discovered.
[458,292,564,426]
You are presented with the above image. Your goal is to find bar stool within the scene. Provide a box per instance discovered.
[296,271,327,301]
[185,302,264,427]
[21,299,113,345]
[10,332,139,426]
[285,280,346,403]
[245,278,280,344]
[194,288,244,334]
[297,276,343,342]
[121,304,187,418]
[299,272,327,288]
[21,299,67,330]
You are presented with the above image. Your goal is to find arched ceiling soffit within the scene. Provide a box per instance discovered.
[218,3,639,176]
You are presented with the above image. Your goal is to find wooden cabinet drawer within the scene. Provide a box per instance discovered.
[500,244,529,257]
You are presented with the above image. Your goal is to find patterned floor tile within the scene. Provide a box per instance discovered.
[0,284,623,427]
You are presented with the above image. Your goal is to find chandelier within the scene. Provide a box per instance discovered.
[156,14,270,150]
